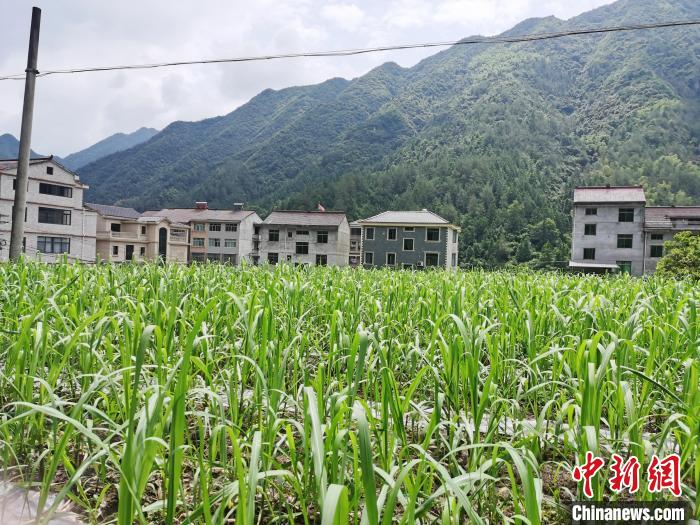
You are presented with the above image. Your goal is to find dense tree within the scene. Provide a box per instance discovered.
[656,232,700,280]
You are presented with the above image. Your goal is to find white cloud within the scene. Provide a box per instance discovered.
[0,0,615,156]
[321,3,366,29]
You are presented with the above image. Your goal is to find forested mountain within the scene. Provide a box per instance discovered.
[59,127,158,170]
[0,134,42,159]
[79,0,700,266]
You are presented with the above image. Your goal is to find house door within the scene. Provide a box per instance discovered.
[126,244,134,261]
[158,228,168,260]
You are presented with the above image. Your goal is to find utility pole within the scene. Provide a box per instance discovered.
[9,6,41,261]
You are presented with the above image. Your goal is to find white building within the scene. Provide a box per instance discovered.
[0,157,96,262]
[143,202,262,264]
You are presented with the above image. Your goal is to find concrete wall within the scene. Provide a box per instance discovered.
[0,161,96,262]
[361,226,452,269]
[571,204,645,275]
[259,221,350,266]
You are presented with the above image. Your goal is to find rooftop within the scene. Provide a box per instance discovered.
[85,202,141,220]
[645,206,700,229]
[574,186,646,204]
[358,210,454,226]
[263,210,347,227]
[142,208,256,223]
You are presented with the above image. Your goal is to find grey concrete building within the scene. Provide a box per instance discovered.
[569,186,700,275]
[356,210,460,270]
[259,211,350,266]
[0,157,96,263]
[143,202,261,264]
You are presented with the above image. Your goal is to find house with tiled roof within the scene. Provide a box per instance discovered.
[259,210,350,266]
[142,202,261,264]
[85,203,189,263]
[0,156,97,263]
[355,209,460,270]
[570,185,700,275]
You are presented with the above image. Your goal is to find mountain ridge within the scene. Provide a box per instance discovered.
[59,127,159,170]
[78,0,700,265]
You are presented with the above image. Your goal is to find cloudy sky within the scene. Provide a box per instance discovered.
[0,0,613,156]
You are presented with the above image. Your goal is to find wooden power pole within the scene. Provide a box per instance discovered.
[9,6,41,260]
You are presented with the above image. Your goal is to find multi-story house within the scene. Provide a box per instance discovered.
[143,202,261,264]
[0,156,96,262]
[258,211,350,266]
[349,221,362,267]
[569,185,700,275]
[356,210,460,270]
[86,203,189,263]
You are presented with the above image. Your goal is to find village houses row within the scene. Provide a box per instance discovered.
[3,158,699,273]
[0,157,461,269]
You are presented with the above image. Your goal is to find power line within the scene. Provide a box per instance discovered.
[0,19,698,81]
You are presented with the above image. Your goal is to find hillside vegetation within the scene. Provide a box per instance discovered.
[79,0,700,266]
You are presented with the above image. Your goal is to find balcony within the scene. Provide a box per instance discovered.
[97,230,147,241]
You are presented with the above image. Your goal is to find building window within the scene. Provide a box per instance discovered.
[617,234,633,249]
[37,236,70,254]
[618,208,634,222]
[269,229,279,242]
[288,231,293,238]
[268,252,279,264]
[451,253,457,267]
[583,248,595,260]
[46,166,54,175]
[39,182,72,198]
[425,253,440,267]
[209,223,221,231]
[209,238,221,247]
[650,245,664,258]
[193,223,205,231]
[225,223,237,232]
[191,253,205,262]
[364,252,374,264]
[110,223,121,232]
[315,254,327,266]
[140,247,146,256]
[403,238,414,251]
[296,230,309,236]
[192,238,205,247]
[317,230,328,243]
[585,208,597,216]
[351,227,361,236]
[365,227,374,240]
[404,227,414,232]
[141,226,146,235]
[426,228,440,242]
[224,239,237,248]
[650,233,663,240]
[388,228,397,240]
[402,263,413,269]
[38,207,71,225]
[617,261,632,274]
[286,254,292,261]
[112,245,119,256]
[386,252,396,266]
[452,230,458,243]
[584,224,596,236]
[296,242,309,255]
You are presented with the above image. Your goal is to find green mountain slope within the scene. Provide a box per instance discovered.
[59,127,159,170]
[79,0,700,265]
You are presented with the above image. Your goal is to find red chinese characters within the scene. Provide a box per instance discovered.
[609,454,640,494]
[647,454,681,497]
[572,451,606,498]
